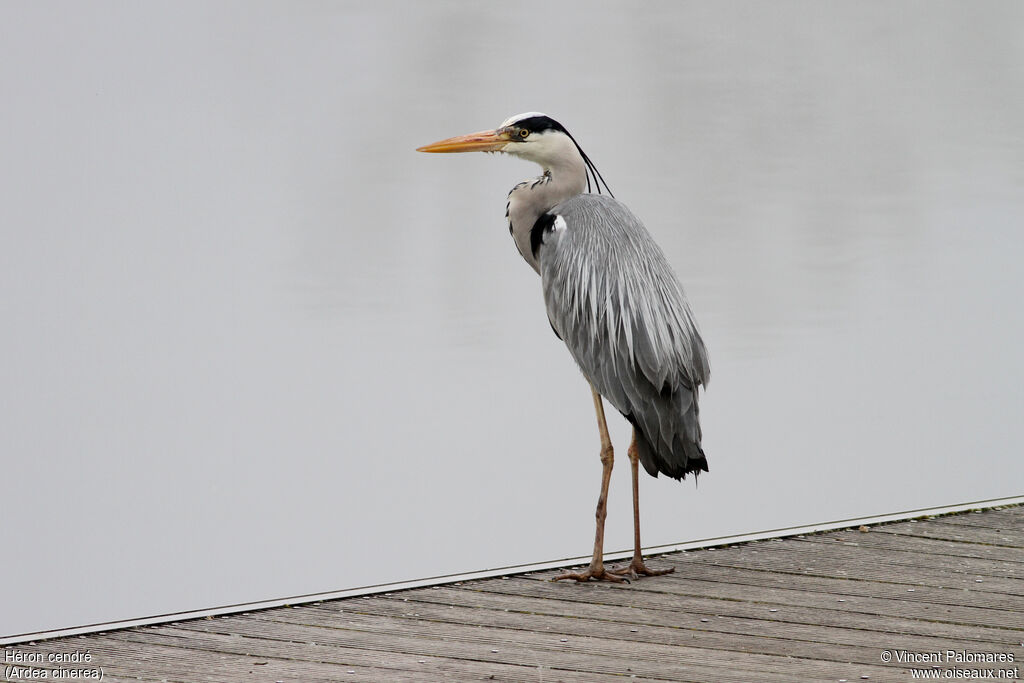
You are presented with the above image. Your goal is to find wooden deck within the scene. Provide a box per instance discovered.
[5,505,1022,682]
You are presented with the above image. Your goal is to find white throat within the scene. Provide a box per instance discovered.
[504,131,588,273]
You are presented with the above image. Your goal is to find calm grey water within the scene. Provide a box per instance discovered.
[2,1,1023,639]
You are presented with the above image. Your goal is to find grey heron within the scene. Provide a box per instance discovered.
[418,113,709,582]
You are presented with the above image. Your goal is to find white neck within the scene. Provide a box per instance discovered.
[505,132,587,273]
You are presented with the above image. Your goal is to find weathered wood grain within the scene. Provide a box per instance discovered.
[779,535,1021,579]
[874,520,1024,548]
[168,609,841,683]
[800,524,1024,563]
[931,509,1023,531]
[393,585,1024,647]
[5,504,1021,683]
[683,542,1024,594]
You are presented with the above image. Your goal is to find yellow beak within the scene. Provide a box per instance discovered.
[416,129,511,153]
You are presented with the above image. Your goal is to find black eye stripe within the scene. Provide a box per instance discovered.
[512,115,567,135]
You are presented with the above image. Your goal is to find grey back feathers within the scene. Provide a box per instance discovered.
[495,113,709,480]
[538,195,710,480]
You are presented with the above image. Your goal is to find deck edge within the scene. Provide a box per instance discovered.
[4,493,1022,646]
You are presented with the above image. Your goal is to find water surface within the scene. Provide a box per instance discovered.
[2,1,1023,638]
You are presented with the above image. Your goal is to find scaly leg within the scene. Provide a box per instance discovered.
[610,428,674,579]
[553,386,626,583]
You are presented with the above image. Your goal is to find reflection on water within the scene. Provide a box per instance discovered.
[2,1,1022,638]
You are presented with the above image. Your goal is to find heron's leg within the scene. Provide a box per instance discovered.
[610,429,675,579]
[553,386,626,583]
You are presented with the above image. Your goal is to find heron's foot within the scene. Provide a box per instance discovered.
[551,566,629,583]
[609,558,675,579]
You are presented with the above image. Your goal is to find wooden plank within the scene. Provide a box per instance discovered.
[480,574,1024,630]
[256,596,893,668]
[0,636,160,683]
[799,525,1024,564]
[4,631,419,683]
[929,509,1024,531]
[301,591,1018,670]
[679,545,1024,596]
[109,626,649,683]
[781,536,1022,580]
[162,610,855,682]
[5,504,1021,683]
[874,520,1024,547]
[526,562,1024,616]
[392,584,1024,648]
[634,556,1024,610]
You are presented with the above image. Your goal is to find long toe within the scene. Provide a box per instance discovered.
[610,559,674,578]
[552,568,629,583]
[608,564,639,580]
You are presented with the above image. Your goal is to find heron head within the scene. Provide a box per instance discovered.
[416,112,568,158]
[417,112,612,195]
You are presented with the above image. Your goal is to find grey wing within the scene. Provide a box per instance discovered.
[537,194,710,480]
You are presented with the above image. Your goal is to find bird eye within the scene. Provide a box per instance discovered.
[518,129,530,139]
